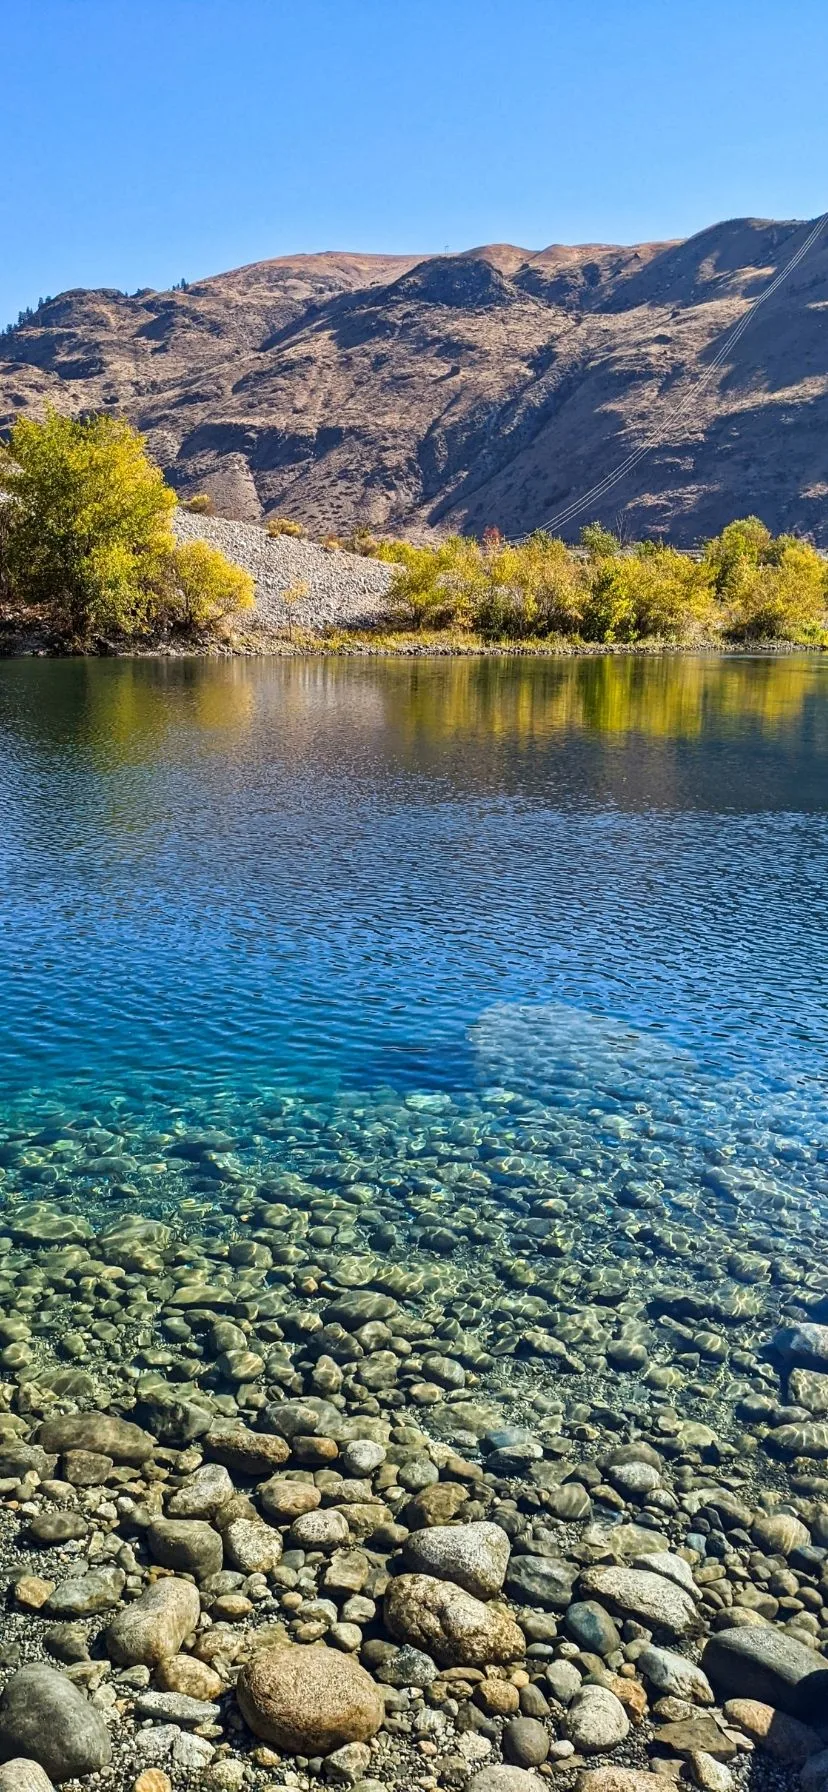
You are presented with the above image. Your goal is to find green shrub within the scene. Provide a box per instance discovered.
[184,492,215,515]
[0,410,252,644]
[266,516,306,539]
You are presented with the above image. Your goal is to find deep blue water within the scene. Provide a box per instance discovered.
[0,654,826,1205]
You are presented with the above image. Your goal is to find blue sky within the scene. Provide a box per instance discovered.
[3,0,827,326]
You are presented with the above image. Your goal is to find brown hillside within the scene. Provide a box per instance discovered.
[1,218,826,544]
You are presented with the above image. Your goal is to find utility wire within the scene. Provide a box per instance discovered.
[527,212,828,538]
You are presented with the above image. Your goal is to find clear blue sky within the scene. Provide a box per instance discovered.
[3,0,827,327]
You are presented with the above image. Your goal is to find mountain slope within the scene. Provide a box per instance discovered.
[2,219,827,545]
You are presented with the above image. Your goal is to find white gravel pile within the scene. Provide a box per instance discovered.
[173,511,395,632]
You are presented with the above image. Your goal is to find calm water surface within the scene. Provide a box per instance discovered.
[0,652,826,1266]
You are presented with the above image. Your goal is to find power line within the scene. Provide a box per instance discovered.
[527,212,828,538]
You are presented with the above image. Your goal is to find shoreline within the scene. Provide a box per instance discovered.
[1,627,824,663]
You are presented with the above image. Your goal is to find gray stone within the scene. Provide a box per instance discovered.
[403,1522,510,1598]
[0,1764,55,1792]
[772,1324,828,1369]
[45,1567,125,1618]
[802,1750,828,1792]
[106,1577,201,1667]
[638,1644,714,1704]
[290,1509,351,1552]
[374,1646,437,1688]
[565,1685,629,1754]
[0,1666,112,1783]
[324,1741,373,1784]
[26,1514,87,1547]
[167,1463,235,1519]
[503,1717,549,1766]
[147,1518,223,1580]
[564,1600,621,1657]
[340,1441,386,1477]
[545,1660,582,1705]
[578,1565,700,1636]
[223,1517,282,1574]
[134,1690,221,1725]
[505,1556,577,1609]
[702,1627,828,1720]
[469,1770,545,1792]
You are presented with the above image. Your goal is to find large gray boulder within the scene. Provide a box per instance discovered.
[702,1626,828,1720]
[403,1522,511,1598]
[0,1667,111,1784]
[578,1564,699,1636]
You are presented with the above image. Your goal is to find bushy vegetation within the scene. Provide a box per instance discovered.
[183,491,215,515]
[0,411,254,646]
[377,519,828,645]
[266,515,306,539]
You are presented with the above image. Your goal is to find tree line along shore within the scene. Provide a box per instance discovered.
[1,413,826,655]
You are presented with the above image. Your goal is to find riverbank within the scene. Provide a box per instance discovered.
[1,512,824,658]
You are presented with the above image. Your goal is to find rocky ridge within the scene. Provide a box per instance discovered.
[2,220,828,545]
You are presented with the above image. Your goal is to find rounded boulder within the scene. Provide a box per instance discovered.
[0,1666,112,1784]
[236,1644,383,1756]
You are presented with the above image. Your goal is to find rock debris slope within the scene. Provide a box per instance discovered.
[2,220,828,545]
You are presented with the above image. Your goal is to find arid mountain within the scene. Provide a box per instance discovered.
[2,218,827,544]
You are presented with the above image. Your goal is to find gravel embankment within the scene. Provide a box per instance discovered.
[173,512,395,633]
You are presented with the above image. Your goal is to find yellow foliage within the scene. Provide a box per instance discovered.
[0,410,253,644]
[165,540,254,631]
[380,518,826,646]
[266,516,306,538]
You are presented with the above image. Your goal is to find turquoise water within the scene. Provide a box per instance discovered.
[0,652,827,1259]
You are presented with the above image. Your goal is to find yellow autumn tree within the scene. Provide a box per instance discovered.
[0,410,253,644]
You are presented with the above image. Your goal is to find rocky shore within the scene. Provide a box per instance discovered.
[1,1034,828,1792]
[171,514,395,635]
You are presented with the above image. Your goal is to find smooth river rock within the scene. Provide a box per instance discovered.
[702,1626,828,1720]
[236,1643,383,1755]
[402,1522,511,1598]
[0,1667,112,1784]
[385,1573,525,1667]
[638,1644,714,1704]
[36,1412,152,1465]
[106,1578,201,1667]
[578,1564,700,1636]
[146,1518,223,1580]
[0,1764,55,1792]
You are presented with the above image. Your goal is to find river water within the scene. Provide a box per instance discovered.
[0,653,827,1458]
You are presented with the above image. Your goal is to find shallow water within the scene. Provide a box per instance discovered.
[1,654,827,1408]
